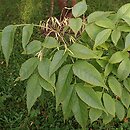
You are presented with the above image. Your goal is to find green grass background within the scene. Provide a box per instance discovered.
[0,0,130,129]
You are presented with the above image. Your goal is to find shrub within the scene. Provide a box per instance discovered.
[1,1,130,129]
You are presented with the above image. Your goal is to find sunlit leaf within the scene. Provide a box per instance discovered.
[117,3,130,18]
[111,30,121,46]
[115,100,125,121]
[95,18,115,29]
[125,33,130,51]
[87,11,111,23]
[102,113,113,124]
[121,88,130,109]
[89,108,102,123]
[94,29,111,48]
[123,78,130,93]
[109,51,128,64]
[85,23,103,40]
[103,93,115,116]
[117,58,130,80]
[104,63,113,77]
[108,76,122,97]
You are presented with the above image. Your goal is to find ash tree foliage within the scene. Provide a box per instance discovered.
[1,0,130,129]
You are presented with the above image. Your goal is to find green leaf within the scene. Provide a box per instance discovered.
[22,24,34,50]
[111,30,121,46]
[123,78,130,93]
[72,0,87,18]
[121,88,130,109]
[95,18,115,29]
[72,92,88,129]
[109,51,128,64]
[117,3,130,18]
[87,11,111,23]
[19,57,39,80]
[115,100,125,121]
[69,43,98,59]
[103,93,115,116]
[62,85,74,119]
[117,58,130,80]
[94,29,111,48]
[104,63,113,77]
[75,84,105,111]
[0,32,2,52]
[26,73,42,113]
[39,77,54,95]
[38,58,55,87]
[1,25,17,66]
[56,64,73,109]
[43,36,59,48]
[89,108,102,123]
[49,50,68,77]
[85,23,103,40]
[96,59,107,68]
[25,40,42,54]
[108,76,122,97]
[125,33,130,51]
[69,18,82,35]
[73,60,107,89]
[122,16,130,26]
[127,108,130,118]
[117,24,130,32]
[102,113,113,124]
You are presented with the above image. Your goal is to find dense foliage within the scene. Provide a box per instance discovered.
[1,0,130,129]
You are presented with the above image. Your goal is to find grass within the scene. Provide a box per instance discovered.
[0,0,130,129]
